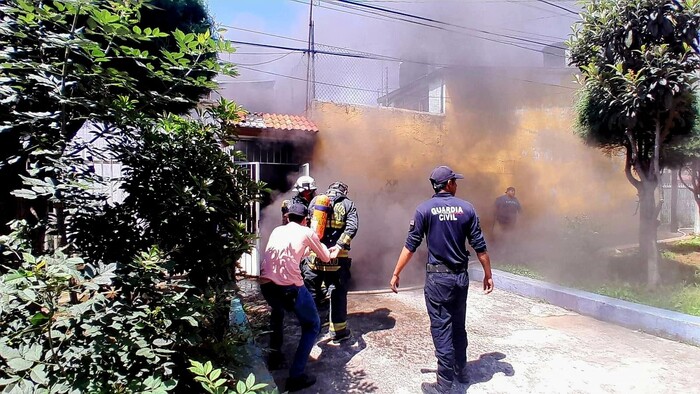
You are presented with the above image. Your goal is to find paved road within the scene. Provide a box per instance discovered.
[266,285,700,394]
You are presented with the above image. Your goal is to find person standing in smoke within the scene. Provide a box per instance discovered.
[389,165,494,394]
[493,186,522,252]
[303,181,358,344]
[494,186,522,231]
[281,175,317,225]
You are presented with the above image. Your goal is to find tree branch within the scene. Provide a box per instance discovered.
[60,5,82,138]
[624,143,642,189]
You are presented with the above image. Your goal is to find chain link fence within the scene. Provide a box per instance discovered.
[312,44,394,106]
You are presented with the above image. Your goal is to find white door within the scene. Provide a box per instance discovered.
[301,163,310,176]
[238,162,261,276]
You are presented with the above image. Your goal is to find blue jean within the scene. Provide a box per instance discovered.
[260,283,320,378]
[424,271,469,390]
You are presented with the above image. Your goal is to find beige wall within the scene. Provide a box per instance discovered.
[307,89,637,288]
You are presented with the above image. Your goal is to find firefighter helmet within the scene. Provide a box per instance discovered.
[294,175,317,193]
[327,181,349,196]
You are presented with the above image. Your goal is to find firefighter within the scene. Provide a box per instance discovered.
[303,181,358,344]
[282,175,317,225]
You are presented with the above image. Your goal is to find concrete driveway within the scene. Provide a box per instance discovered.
[265,284,700,394]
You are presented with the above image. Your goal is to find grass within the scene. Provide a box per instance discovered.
[496,264,700,317]
[497,264,545,281]
[660,237,700,268]
[584,282,700,316]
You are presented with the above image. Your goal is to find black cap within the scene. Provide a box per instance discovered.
[429,166,464,184]
[287,202,308,218]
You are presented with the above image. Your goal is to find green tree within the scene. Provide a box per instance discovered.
[0,0,223,237]
[567,0,700,286]
[0,0,263,391]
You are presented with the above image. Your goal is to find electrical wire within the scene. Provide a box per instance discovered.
[232,62,383,93]
[286,0,567,55]
[363,0,577,3]
[234,52,299,66]
[329,0,568,49]
[231,59,577,92]
[533,0,578,15]
[229,39,577,91]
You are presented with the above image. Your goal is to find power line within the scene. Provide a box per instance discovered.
[533,0,578,15]
[235,51,300,55]
[286,0,565,55]
[363,0,577,2]
[234,52,299,66]
[232,63,383,93]
[504,0,573,17]
[329,0,567,49]
[224,25,308,45]
[223,24,400,60]
[326,0,564,52]
[231,59,577,92]
[229,10,564,53]
[230,39,414,62]
[229,38,559,74]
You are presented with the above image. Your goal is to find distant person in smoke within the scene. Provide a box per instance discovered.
[493,186,522,235]
[259,202,339,392]
[281,175,317,225]
[389,165,494,394]
[303,181,359,344]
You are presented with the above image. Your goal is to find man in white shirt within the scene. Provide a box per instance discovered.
[259,202,339,392]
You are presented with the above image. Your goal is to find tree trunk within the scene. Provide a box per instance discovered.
[638,182,661,287]
[670,169,679,233]
[693,159,700,228]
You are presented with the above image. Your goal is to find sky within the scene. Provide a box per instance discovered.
[207,0,307,39]
[203,0,581,112]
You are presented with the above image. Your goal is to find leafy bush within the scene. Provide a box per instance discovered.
[561,215,603,259]
[188,362,278,394]
[0,0,262,392]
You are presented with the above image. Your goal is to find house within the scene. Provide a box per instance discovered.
[377,41,573,115]
[228,112,319,276]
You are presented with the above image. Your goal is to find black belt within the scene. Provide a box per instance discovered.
[426,264,467,274]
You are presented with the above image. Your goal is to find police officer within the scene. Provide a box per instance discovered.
[282,175,317,225]
[389,165,494,394]
[303,181,358,343]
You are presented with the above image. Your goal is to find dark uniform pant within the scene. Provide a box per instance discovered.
[424,271,470,390]
[302,258,351,337]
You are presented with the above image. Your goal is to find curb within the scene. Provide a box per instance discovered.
[468,266,700,346]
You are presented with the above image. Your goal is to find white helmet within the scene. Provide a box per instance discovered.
[294,175,317,193]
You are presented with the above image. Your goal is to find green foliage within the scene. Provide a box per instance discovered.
[73,102,258,293]
[568,0,700,155]
[568,0,700,286]
[590,282,700,316]
[497,264,545,280]
[672,236,700,249]
[0,0,263,392]
[0,0,236,237]
[188,362,278,394]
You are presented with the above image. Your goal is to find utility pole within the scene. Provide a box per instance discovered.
[305,0,315,112]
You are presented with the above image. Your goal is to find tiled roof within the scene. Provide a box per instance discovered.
[236,113,319,132]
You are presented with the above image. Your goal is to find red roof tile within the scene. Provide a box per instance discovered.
[235,112,319,132]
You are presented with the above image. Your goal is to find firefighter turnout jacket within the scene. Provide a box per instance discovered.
[307,191,358,271]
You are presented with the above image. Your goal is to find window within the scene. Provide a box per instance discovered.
[428,79,446,114]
